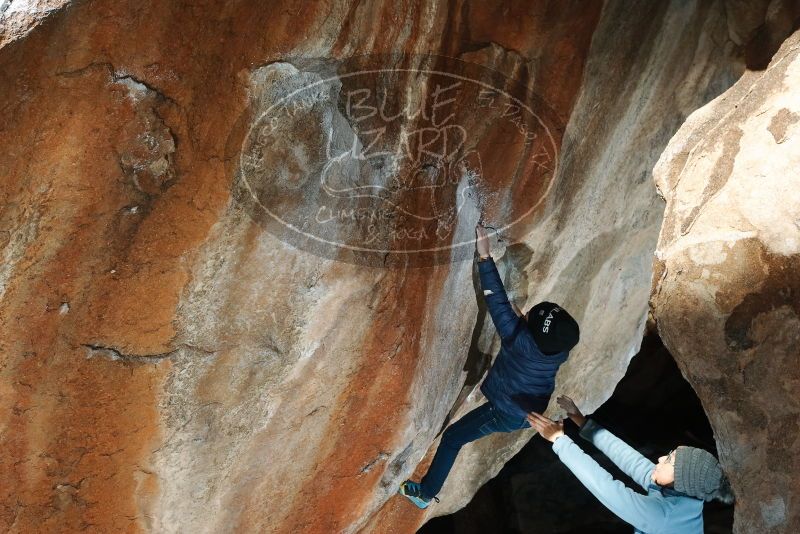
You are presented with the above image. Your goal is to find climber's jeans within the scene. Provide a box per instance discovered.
[419,401,529,499]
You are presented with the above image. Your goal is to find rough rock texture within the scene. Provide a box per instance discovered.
[0,0,70,47]
[373,1,745,529]
[723,0,800,68]
[0,1,796,534]
[0,2,602,532]
[651,30,800,534]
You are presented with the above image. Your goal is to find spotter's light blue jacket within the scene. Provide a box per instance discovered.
[478,256,568,420]
[553,419,704,534]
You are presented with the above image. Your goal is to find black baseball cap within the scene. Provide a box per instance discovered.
[526,301,580,355]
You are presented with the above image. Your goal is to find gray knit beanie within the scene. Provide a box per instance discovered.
[674,446,731,502]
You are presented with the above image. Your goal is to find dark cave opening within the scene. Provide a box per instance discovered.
[419,328,735,534]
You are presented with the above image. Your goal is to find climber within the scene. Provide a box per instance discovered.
[527,395,733,533]
[398,221,580,508]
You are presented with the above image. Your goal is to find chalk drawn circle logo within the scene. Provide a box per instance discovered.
[232,54,562,267]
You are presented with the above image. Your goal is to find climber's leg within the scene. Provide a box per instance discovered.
[418,402,504,499]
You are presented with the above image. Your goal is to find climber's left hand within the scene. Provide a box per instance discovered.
[476,222,491,257]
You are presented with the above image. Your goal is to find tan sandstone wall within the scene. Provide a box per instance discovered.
[652,30,800,534]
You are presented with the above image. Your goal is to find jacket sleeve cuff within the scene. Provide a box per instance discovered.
[578,418,601,442]
[552,434,574,454]
[477,255,495,271]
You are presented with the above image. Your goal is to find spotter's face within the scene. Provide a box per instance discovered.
[652,449,676,486]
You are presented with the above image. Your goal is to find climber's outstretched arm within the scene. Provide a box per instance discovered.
[476,223,523,341]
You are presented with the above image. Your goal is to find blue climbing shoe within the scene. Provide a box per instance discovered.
[398,480,439,509]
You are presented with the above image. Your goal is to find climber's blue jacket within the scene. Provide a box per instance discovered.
[553,419,704,533]
[478,256,569,420]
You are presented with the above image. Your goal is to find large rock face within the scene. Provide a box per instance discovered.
[0,1,796,533]
[651,30,800,533]
[375,1,744,529]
